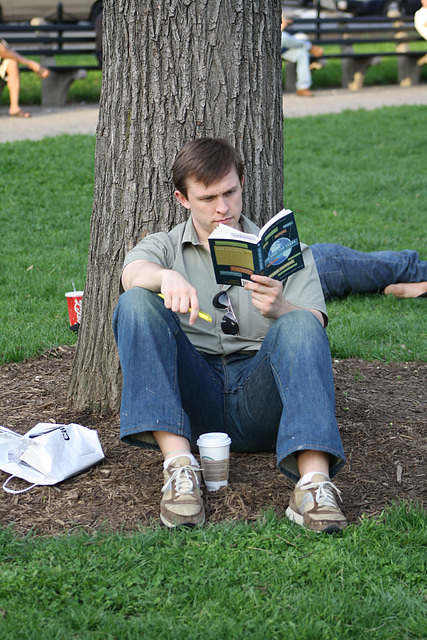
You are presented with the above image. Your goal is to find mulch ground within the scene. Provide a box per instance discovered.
[0,345,425,536]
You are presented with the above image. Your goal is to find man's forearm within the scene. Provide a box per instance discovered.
[121,259,200,325]
[121,259,166,291]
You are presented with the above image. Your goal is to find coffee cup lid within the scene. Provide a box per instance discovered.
[196,432,231,447]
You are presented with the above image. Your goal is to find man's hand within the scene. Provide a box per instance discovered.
[244,274,325,326]
[310,45,324,58]
[281,17,293,31]
[159,270,200,326]
[244,275,288,319]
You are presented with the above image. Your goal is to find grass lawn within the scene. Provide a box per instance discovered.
[1,105,425,363]
[0,106,426,639]
[0,503,425,639]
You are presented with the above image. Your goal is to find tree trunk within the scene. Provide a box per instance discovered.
[68,0,284,413]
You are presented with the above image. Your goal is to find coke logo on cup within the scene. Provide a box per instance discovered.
[74,298,82,323]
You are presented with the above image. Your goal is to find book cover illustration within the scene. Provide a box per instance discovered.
[208,209,305,287]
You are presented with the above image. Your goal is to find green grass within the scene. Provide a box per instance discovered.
[0,135,95,362]
[1,106,426,640]
[283,106,427,361]
[0,502,425,639]
[1,106,426,364]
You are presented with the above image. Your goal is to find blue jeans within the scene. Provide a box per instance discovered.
[312,244,427,301]
[112,288,345,482]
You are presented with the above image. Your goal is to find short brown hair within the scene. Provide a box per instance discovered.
[172,138,244,198]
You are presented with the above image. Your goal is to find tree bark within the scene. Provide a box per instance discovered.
[68,0,284,413]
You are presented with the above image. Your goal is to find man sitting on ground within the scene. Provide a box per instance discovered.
[113,137,347,534]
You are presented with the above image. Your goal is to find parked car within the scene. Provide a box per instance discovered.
[0,1,102,23]
[318,0,421,15]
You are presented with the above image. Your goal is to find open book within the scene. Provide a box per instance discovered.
[208,208,305,286]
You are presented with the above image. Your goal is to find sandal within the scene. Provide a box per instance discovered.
[9,109,31,118]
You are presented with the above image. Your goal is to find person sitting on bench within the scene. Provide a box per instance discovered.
[281,16,324,97]
[0,39,50,118]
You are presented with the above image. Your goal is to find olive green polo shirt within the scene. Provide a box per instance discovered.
[122,215,327,356]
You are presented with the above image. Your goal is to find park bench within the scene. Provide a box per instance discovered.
[283,14,427,92]
[0,20,100,107]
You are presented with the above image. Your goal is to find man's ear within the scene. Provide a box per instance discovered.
[174,189,191,210]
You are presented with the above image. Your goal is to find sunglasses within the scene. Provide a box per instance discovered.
[212,291,239,336]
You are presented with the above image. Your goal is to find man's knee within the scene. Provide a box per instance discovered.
[113,287,160,333]
[117,287,151,313]
[270,310,326,350]
[114,287,179,336]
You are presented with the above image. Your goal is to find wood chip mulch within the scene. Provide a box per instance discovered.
[0,346,425,536]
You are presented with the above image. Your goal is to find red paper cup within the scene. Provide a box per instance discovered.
[65,291,83,331]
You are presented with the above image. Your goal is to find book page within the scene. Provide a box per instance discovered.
[258,209,293,238]
[208,223,259,244]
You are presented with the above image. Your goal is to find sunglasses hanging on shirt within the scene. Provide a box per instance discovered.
[212,291,239,336]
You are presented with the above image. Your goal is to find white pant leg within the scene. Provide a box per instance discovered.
[282,47,311,90]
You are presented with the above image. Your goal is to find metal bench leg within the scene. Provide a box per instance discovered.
[41,69,87,108]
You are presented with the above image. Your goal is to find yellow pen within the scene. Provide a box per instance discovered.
[157,293,212,323]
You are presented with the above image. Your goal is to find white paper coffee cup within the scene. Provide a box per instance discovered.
[196,432,232,491]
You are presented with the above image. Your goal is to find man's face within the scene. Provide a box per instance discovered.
[175,168,243,244]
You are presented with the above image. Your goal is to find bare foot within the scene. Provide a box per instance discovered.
[35,65,50,79]
[9,109,31,118]
[384,282,427,298]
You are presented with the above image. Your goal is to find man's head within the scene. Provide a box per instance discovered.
[172,137,244,199]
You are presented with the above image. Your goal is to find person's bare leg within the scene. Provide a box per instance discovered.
[154,431,191,461]
[297,449,329,477]
[384,282,427,298]
[5,60,24,115]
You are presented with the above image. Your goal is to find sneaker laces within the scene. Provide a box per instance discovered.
[162,464,199,497]
[304,480,342,509]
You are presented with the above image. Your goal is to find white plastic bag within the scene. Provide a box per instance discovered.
[0,423,105,494]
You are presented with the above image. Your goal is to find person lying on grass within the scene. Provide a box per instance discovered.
[0,39,50,118]
[113,137,348,534]
[311,244,427,301]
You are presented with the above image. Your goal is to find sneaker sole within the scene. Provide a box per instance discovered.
[160,512,206,529]
[285,506,343,534]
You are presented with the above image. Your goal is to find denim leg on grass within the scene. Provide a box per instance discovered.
[112,288,226,448]
[217,310,345,482]
[312,243,427,300]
